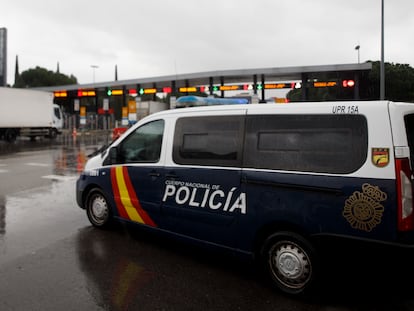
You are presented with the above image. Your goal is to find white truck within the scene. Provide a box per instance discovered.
[0,87,63,142]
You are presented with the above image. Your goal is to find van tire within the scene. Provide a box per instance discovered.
[261,231,318,296]
[86,188,112,228]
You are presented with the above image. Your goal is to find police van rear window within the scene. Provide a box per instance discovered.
[244,114,368,174]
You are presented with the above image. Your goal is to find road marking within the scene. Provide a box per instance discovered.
[26,162,51,167]
[42,175,78,181]
[0,169,8,173]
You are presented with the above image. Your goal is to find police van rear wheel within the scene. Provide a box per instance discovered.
[86,189,111,228]
[262,232,318,296]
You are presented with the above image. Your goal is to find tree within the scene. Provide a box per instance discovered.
[360,61,414,102]
[14,66,77,88]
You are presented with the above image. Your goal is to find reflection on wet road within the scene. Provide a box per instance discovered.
[0,133,109,264]
[0,131,111,157]
[0,180,88,265]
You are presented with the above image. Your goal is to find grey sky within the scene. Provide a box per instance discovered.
[2,0,413,85]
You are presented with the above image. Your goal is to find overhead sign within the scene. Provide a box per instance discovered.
[265,83,295,89]
[54,91,67,97]
[313,81,337,88]
[77,90,96,97]
[219,85,241,91]
[139,88,157,95]
[107,89,123,96]
[179,87,198,93]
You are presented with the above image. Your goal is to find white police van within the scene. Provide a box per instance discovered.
[76,100,414,295]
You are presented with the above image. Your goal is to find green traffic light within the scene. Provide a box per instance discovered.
[139,88,145,95]
[107,89,112,96]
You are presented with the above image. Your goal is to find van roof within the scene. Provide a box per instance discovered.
[145,100,403,120]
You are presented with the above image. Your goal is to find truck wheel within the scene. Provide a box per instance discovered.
[48,128,58,139]
[5,129,17,142]
[261,231,318,296]
[86,188,112,228]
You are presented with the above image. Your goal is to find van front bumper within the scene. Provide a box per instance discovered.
[76,177,85,209]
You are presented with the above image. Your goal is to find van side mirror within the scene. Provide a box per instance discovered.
[108,146,119,165]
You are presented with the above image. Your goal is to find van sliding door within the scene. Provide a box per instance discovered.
[161,113,246,247]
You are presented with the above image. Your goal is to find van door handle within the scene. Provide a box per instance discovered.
[166,173,177,179]
[148,171,161,177]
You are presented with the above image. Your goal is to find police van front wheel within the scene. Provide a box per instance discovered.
[261,232,319,296]
[86,189,112,228]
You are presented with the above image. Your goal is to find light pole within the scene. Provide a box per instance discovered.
[380,0,385,100]
[355,45,360,63]
[91,65,99,83]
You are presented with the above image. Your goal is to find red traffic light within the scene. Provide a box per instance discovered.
[342,80,355,88]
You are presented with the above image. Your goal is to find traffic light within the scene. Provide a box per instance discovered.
[107,88,112,96]
[342,80,355,88]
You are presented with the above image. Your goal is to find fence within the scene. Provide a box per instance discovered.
[63,113,117,130]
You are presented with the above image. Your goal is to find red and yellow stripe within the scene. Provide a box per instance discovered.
[111,166,156,227]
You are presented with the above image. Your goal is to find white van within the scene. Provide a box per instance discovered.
[76,100,414,295]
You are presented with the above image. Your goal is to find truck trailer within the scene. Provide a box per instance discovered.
[0,87,63,142]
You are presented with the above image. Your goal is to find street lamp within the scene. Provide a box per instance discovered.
[91,65,99,83]
[355,45,360,64]
[380,0,385,100]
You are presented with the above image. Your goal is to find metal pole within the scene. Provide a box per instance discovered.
[355,45,360,64]
[380,0,385,100]
[91,65,98,83]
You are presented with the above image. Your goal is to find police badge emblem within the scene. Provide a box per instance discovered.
[343,183,387,232]
[372,148,389,167]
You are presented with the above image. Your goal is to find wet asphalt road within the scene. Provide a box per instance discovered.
[2,133,414,310]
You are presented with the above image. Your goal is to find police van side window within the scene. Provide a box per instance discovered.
[118,119,164,164]
[244,115,368,174]
[173,116,244,167]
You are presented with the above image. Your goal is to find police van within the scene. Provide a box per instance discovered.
[76,100,414,295]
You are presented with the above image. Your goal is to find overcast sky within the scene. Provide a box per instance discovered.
[2,0,413,85]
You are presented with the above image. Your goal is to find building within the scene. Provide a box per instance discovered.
[0,28,7,86]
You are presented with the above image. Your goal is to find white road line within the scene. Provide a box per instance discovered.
[25,162,51,167]
[42,175,78,181]
[0,169,8,173]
